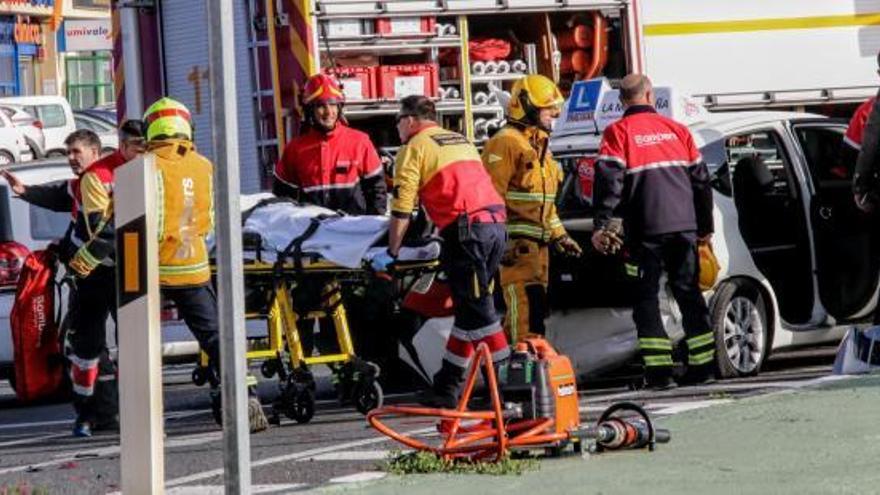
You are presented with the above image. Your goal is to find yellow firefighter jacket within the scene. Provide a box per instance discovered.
[150,139,214,287]
[482,125,566,243]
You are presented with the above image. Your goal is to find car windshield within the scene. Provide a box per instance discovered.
[29,203,70,241]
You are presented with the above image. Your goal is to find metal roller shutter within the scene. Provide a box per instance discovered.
[160,0,260,193]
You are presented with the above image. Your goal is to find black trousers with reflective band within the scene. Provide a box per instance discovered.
[67,266,118,425]
[630,232,714,376]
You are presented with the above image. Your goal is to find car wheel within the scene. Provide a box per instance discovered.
[0,150,13,166]
[711,279,768,378]
[46,150,66,158]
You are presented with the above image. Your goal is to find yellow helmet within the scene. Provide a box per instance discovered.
[143,97,193,142]
[508,74,565,124]
[698,242,721,291]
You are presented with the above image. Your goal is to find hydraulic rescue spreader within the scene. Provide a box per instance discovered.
[368,338,670,461]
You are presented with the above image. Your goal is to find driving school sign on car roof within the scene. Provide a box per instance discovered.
[557,77,708,136]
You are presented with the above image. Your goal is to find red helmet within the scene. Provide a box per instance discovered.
[302,74,345,106]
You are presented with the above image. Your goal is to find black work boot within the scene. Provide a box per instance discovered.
[679,363,717,386]
[418,361,464,409]
[644,370,678,391]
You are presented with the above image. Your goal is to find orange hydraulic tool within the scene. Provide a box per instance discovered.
[368,338,671,461]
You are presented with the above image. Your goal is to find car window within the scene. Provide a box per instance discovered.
[794,126,846,183]
[700,139,731,197]
[74,116,97,131]
[29,104,66,128]
[725,130,798,200]
[29,203,70,241]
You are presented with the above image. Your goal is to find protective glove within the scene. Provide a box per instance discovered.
[370,250,396,273]
[552,235,583,257]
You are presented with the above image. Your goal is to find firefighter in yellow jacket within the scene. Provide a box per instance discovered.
[482,75,582,343]
[143,97,268,432]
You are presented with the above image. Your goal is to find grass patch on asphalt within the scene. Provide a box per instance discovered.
[383,450,539,476]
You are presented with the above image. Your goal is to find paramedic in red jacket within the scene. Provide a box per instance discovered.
[273,74,387,214]
[591,74,715,390]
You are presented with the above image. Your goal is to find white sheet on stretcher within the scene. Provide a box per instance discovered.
[238,195,441,268]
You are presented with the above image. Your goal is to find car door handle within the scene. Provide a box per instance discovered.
[819,206,833,220]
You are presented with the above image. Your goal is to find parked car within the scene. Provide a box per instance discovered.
[0,161,199,390]
[73,110,118,153]
[0,96,76,158]
[0,112,31,166]
[0,106,46,159]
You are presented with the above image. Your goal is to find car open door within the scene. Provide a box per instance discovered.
[791,121,880,320]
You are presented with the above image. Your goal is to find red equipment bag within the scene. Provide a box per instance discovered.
[10,249,65,402]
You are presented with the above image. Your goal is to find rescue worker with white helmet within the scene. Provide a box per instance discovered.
[144,97,268,432]
[482,74,582,344]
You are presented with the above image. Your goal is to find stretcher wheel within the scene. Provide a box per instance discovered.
[288,388,315,424]
[261,359,280,379]
[354,380,383,415]
[192,366,208,387]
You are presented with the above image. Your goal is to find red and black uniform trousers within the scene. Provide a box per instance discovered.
[433,208,510,397]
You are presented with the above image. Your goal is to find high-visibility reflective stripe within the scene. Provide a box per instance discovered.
[507,284,518,343]
[639,338,673,351]
[156,170,166,239]
[77,247,101,270]
[625,263,639,277]
[689,349,715,366]
[507,224,549,240]
[643,354,674,367]
[687,332,715,349]
[549,217,563,229]
[504,191,556,202]
[159,262,210,275]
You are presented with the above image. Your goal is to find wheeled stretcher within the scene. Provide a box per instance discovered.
[193,197,441,424]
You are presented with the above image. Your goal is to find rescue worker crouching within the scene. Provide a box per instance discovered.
[371,95,510,409]
[1,123,145,437]
[272,74,388,367]
[143,97,268,432]
[482,74,582,344]
[591,74,716,390]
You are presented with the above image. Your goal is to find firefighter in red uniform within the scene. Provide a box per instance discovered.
[273,73,387,214]
[273,74,388,365]
[591,74,715,390]
[1,122,146,437]
[372,95,509,408]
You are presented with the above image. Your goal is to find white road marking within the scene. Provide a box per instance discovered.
[329,471,387,484]
[0,409,210,433]
[300,450,390,462]
[166,484,307,494]
[0,433,68,448]
[649,399,733,415]
[163,426,435,488]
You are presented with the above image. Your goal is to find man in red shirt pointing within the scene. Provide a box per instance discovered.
[273,74,387,214]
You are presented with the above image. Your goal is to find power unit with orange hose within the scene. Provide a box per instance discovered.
[368,338,670,461]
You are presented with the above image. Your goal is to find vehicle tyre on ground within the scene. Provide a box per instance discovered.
[711,279,769,378]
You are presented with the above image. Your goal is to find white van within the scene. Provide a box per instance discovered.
[0,96,76,158]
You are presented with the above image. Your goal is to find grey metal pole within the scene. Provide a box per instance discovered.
[119,0,144,119]
[206,0,251,493]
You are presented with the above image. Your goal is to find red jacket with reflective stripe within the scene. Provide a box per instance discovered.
[593,106,713,238]
[845,97,875,151]
[273,124,387,214]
